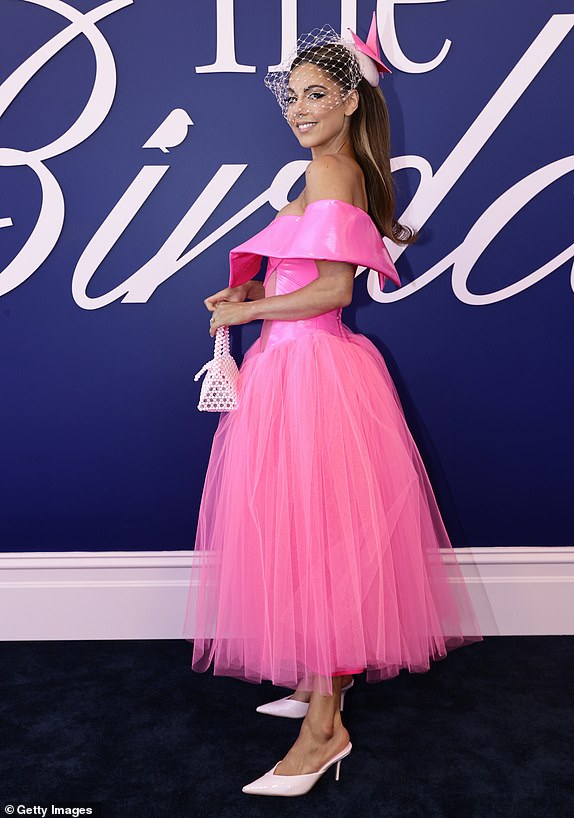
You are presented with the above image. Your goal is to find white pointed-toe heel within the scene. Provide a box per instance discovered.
[256,678,354,718]
[242,741,352,796]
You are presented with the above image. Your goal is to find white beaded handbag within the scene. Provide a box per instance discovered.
[194,325,239,411]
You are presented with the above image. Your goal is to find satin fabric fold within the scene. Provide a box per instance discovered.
[228,198,401,291]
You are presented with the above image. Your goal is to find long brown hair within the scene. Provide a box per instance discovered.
[291,45,417,245]
[350,79,417,244]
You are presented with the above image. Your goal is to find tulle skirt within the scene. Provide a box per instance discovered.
[183,322,483,695]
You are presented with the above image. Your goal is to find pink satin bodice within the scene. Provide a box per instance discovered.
[260,249,345,352]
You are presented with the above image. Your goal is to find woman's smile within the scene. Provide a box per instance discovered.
[296,121,318,132]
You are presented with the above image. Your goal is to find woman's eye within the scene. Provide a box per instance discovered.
[285,91,325,105]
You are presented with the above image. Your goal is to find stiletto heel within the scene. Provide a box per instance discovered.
[242,741,352,796]
[256,678,354,718]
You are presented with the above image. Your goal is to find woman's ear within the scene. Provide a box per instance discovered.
[344,89,359,117]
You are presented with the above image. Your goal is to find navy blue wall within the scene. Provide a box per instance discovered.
[1,0,572,551]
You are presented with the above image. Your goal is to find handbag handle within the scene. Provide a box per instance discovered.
[194,325,230,382]
[213,324,230,358]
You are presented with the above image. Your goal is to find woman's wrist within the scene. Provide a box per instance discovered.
[247,298,262,321]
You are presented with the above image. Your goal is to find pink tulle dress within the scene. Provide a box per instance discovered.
[183,199,483,695]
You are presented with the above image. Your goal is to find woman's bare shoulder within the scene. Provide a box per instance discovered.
[275,155,366,218]
[304,154,366,208]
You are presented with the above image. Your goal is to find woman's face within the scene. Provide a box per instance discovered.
[285,63,357,150]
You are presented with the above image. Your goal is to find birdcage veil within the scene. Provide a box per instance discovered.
[263,24,365,119]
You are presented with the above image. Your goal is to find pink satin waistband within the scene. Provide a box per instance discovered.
[260,310,344,352]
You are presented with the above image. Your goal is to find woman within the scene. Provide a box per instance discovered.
[183,18,483,797]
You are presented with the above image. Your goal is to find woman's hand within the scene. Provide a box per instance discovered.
[204,283,249,312]
[209,300,254,336]
[204,282,265,335]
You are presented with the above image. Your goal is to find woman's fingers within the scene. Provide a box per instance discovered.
[204,287,233,311]
[204,284,250,314]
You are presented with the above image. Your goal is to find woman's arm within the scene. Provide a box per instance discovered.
[209,259,355,335]
[204,278,264,311]
[248,260,355,321]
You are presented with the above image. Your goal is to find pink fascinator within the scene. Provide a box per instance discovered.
[347,11,392,87]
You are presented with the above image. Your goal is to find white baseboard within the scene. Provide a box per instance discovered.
[0,547,573,641]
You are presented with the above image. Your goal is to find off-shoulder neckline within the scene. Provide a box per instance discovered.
[274,198,369,220]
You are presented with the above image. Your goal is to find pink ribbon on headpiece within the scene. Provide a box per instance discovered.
[347,11,392,86]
